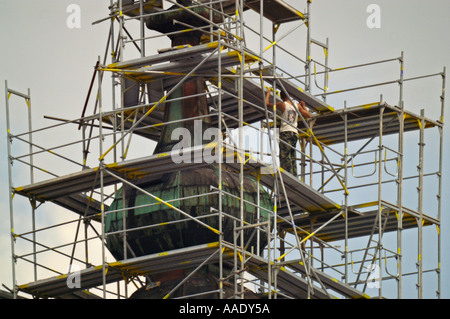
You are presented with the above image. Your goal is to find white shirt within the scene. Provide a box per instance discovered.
[280,102,298,133]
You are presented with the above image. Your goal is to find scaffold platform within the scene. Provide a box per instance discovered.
[18,241,369,299]
[280,201,438,243]
[213,0,305,24]
[13,145,340,219]
[299,102,440,145]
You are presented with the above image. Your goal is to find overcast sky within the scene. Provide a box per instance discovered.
[0,0,449,299]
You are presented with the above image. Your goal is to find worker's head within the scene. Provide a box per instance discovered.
[280,90,289,101]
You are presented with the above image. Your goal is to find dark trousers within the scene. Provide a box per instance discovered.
[279,131,298,176]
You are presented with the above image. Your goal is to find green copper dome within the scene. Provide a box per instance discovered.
[105,165,272,260]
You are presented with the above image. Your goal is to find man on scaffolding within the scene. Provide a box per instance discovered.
[265,88,311,176]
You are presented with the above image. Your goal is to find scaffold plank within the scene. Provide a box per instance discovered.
[285,260,370,299]
[258,67,335,113]
[13,167,102,202]
[240,248,370,299]
[220,0,304,24]
[299,103,439,145]
[246,0,305,23]
[13,144,212,203]
[105,47,260,83]
[52,194,105,222]
[245,256,332,299]
[283,201,438,243]
[111,0,163,18]
[107,42,219,71]
[18,242,220,298]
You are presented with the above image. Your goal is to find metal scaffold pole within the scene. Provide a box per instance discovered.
[5,81,17,299]
[343,100,349,285]
[217,28,224,299]
[417,109,425,299]
[377,103,384,298]
[397,51,405,298]
[437,66,445,299]
[5,81,35,298]
[305,0,312,93]
[97,54,107,299]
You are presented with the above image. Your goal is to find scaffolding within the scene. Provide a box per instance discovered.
[4,0,445,299]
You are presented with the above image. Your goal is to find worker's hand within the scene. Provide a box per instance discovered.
[299,100,306,108]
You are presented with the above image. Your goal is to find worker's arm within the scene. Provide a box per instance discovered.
[297,100,311,119]
[265,90,286,113]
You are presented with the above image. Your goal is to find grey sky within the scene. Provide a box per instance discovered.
[0,0,448,298]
